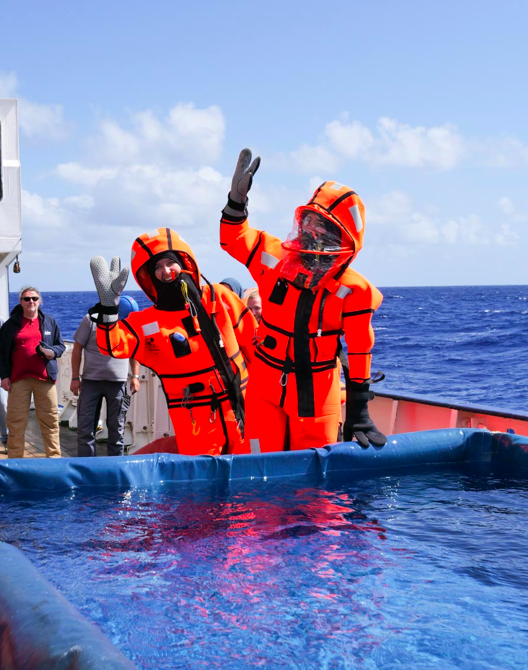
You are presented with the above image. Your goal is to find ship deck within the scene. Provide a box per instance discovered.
[0,410,109,460]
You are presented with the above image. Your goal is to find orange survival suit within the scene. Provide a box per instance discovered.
[220,155,383,453]
[95,228,257,455]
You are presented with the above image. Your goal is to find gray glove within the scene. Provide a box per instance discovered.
[90,256,129,323]
[223,148,261,218]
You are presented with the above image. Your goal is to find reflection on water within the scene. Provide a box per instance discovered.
[1,468,528,669]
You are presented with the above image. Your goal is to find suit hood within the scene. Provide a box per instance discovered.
[298,181,366,255]
[131,228,201,303]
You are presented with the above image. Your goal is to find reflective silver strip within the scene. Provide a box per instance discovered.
[261,252,280,269]
[142,322,160,336]
[147,229,160,239]
[250,438,261,454]
[130,248,136,261]
[330,182,345,190]
[336,285,352,300]
[349,204,363,233]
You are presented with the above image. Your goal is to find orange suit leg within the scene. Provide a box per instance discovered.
[241,359,289,454]
[168,404,243,456]
[285,368,341,451]
[242,360,340,453]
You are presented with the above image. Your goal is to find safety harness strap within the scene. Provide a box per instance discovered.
[294,290,317,417]
[183,274,246,433]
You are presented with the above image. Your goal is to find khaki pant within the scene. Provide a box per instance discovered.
[7,378,62,458]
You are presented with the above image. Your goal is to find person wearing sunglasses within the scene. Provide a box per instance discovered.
[0,286,65,458]
[0,317,7,452]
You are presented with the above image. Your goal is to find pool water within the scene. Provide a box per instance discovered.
[1,465,528,669]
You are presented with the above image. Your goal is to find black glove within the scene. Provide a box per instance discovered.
[344,382,387,449]
[223,148,261,219]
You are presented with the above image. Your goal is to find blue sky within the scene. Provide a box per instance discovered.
[1,0,527,291]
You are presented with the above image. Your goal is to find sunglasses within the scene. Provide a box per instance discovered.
[22,296,39,302]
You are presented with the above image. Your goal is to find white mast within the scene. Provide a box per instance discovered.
[0,99,22,322]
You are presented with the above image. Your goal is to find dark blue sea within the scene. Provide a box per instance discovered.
[10,285,528,414]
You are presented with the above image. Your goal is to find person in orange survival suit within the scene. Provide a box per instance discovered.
[88,228,257,456]
[220,149,387,453]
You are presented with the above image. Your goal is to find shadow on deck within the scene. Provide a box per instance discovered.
[0,409,110,460]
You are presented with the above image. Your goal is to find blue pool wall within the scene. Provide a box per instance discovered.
[0,428,527,494]
[0,542,137,670]
[1,428,527,670]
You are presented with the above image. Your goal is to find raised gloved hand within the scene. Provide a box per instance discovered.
[90,256,129,324]
[223,148,261,219]
[344,382,387,449]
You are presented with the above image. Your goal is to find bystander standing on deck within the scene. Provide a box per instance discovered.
[0,286,65,458]
[71,297,140,457]
[0,317,8,452]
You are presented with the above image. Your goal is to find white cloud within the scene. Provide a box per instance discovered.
[368,190,414,225]
[56,163,118,186]
[367,190,441,244]
[372,117,465,170]
[441,219,459,245]
[498,196,515,216]
[401,213,440,244]
[18,102,229,287]
[494,223,520,246]
[366,190,501,250]
[91,120,140,163]
[283,113,528,176]
[326,115,465,170]
[479,136,528,167]
[497,196,527,222]
[83,163,228,232]
[22,190,70,229]
[64,195,94,209]
[288,143,340,173]
[87,103,225,166]
[20,99,67,140]
[0,71,67,140]
[442,214,487,245]
[282,114,466,174]
[325,118,374,159]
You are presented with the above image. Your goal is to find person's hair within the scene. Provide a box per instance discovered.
[19,285,43,304]
[247,289,259,300]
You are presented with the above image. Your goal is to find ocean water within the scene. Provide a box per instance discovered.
[10,284,528,413]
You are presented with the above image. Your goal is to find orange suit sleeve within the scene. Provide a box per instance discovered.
[341,279,383,384]
[96,320,142,361]
[220,213,283,285]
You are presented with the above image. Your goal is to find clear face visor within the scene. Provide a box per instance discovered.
[283,209,353,257]
[281,209,355,290]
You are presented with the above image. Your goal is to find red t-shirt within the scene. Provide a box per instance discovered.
[11,317,49,383]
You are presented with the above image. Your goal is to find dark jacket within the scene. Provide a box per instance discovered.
[0,305,65,382]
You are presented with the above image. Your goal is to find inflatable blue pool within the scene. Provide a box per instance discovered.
[1,428,527,669]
